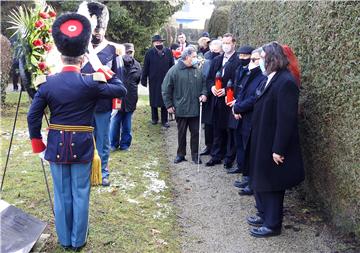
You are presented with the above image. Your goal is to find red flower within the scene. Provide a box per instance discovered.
[35,20,45,28]
[48,11,56,17]
[38,62,47,71]
[33,39,43,47]
[43,43,52,51]
[39,12,49,19]
[48,28,52,33]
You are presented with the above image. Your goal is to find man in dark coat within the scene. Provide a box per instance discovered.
[200,39,223,156]
[247,42,304,238]
[205,33,240,168]
[231,48,266,197]
[226,45,255,175]
[109,43,142,151]
[141,35,174,128]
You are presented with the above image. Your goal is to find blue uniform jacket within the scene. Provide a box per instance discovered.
[82,43,124,112]
[233,66,266,149]
[27,67,127,164]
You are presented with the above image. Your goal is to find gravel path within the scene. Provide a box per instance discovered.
[163,121,357,253]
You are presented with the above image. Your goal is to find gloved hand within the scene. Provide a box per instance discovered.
[111,109,118,118]
[38,150,46,160]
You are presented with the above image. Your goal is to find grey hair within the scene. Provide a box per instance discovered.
[209,39,223,52]
[251,47,262,55]
[181,46,197,60]
[61,55,84,65]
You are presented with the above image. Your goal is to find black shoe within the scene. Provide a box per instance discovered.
[233,180,249,188]
[174,156,186,164]
[250,226,281,238]
[227,167,241,174]
[71,242,87,252]
[205,159,221,167]
[192,157,202,164]
[223,162,233,169]
[59,244,72,251]
[151,120,158,125]
[200,147,211,156]
[247,216,264,227]
[162,122,170,128]
[238,185,253,196]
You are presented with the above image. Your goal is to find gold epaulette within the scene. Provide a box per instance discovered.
[108,41,125,56]
[92,72,107,83]
[34,75,47,90]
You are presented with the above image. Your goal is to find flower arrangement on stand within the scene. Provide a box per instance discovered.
[8,1,56,90]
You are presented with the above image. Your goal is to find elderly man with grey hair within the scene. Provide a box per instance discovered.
[162,46,208,164]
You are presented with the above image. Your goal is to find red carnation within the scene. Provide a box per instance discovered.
[33,39,43,47]
[39,12,49,19]
[48,10,56,17]
[38,62,47,71]
[48,28,52,33]
[43,43,52,51]
[35,20,45,29]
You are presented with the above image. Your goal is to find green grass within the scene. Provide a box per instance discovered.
[0,93,180,252]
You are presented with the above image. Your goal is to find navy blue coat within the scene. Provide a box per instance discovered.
[249,69,304,191]
[206,53,240,129]
[82,44,123,112]
[201,51,222,125]
[141,47,174,107]
[227,65,249,129]
[233,67,266,149]
[27,68,127,164]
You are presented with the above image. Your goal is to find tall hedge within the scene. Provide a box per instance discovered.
[229,1,360,236]
[0,34,12,105]
[207,5,231,38]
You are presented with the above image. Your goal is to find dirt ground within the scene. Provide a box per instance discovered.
[163,121,359,253]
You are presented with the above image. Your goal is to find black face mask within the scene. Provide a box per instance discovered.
[239,58,251,67]
[155,44,164,51]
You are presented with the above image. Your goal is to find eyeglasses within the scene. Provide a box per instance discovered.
[250,58,260,62]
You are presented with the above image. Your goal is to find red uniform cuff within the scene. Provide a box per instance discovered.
[31,138,46,153]
[97,67,115,80]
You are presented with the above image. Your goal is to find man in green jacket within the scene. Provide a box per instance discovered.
[162,46,208,164]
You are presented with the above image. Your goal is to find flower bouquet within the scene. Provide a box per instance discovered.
[7,0,56,98]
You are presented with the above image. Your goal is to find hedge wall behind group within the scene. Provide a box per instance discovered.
[228,1,359,236]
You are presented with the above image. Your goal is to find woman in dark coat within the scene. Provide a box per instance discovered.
[248,42,304,238]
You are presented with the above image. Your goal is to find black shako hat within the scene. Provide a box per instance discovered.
[52,13,91,57]
[237,45,255,55]
[152,34,165,42]
[87,1,109,30]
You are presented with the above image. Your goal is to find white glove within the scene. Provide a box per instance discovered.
[38,150,46,160]
[111,109,118,118]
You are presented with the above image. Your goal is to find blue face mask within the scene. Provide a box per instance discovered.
[259,58,267,75]
[191,58,198,66]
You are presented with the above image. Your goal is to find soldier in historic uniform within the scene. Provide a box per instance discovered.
[27,13,127,250]
[80,1,125,186]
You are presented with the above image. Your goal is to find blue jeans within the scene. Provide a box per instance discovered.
[109,111,133,150]
[93,111,111,179]
[50,162,91,247]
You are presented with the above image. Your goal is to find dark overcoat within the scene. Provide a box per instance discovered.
[121,56,142,112]
[141,47,174,107]
[206,53,240,129]
[228,65,248,130]
[233,67,266,149]
[249,69,304,192]
[201,51,222,125]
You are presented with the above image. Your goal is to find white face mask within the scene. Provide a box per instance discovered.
[248,62,258,70]
[222,44,232,54]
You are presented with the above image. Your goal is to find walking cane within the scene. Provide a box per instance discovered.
[198,101,203,172]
